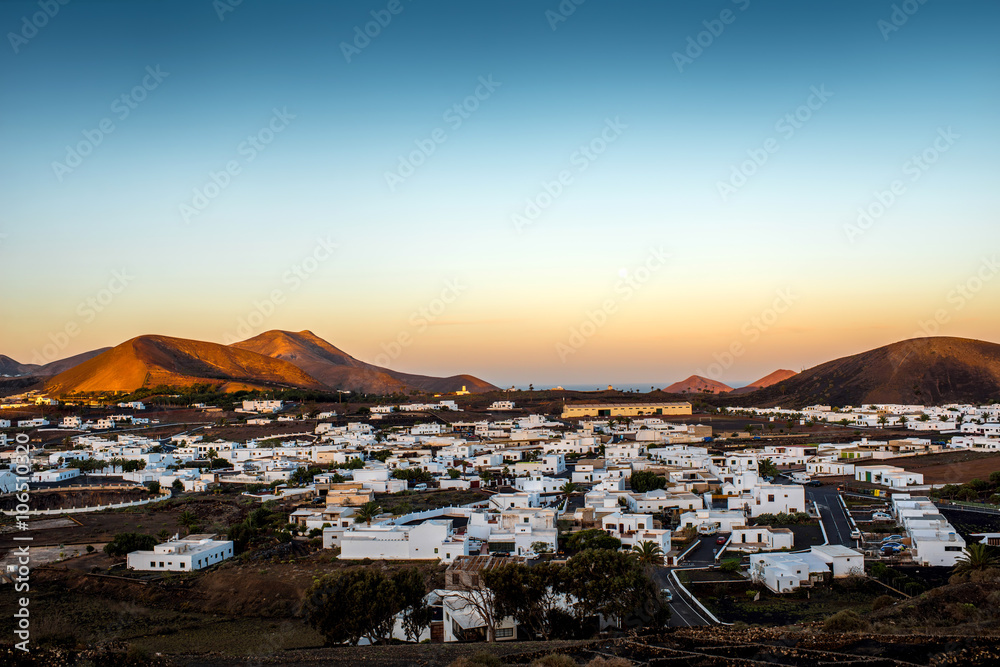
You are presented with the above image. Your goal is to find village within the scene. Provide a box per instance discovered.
[3,392,1000,647]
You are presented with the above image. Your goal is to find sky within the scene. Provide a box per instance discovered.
[1,0,998,388]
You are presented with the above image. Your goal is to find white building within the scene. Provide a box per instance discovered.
[127,535,234,571]
[488,401,515,410]
[749,545,863,594]
[340,520,469,563]
[241,399,283,413]
[727,483,806,517]
[728,525,795,552]
[855,466,923,488]
[31,468,80,483]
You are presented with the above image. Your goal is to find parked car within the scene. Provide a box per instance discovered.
[881,544,905,555]
[661,588,673,602]
[762,476,774,483]
[881,541,905,549]
[872,512,892,521]
[716,535,727,545]
[850,529,862,540]
[806,480,823,487]
[881,534,903,542]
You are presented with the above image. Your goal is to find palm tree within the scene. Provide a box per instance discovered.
[631,541,665,568]
[953,542,1000,574]
[353,501,382,527]
[561,481,579,496]
[177,510,199,535]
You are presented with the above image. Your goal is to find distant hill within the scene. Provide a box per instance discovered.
[0,355,33,377]
[231,330,497,394]
[44,335,327,395]
[731,369,798,394]
[663,374,733,394]
[34,348,112,377]
[724,337,1000,407]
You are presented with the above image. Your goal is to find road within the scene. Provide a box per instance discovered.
[651,563,714,627]
[806,483,856,547]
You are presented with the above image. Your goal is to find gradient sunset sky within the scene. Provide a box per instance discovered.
[2,0,998,388]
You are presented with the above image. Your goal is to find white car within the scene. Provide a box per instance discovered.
[661,588,673,602]
[872,512,892,521]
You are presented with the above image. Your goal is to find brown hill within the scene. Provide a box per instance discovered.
[231,330,497,394]
[722,337,1000,407]
[43,335,327,395]
[0,354,33,377]
[663,374,733,394]
[731,369,798,394]
[34,348,112,377]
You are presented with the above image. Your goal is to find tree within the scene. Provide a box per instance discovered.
[354,501,382,526]
[104,532,157,557]
[559,548,666,630]
[447,469,461,479]
[146,481,161,494]
[629,470,666,493]
[564,529,621,553]
[631,541,665,568]
[178,510,199,534]
[483,561,563,640]
[758,457,779,478]
[171,479,184,493]
[953,543,1000,574]
[561,481,579,496]
[303,568,427,645]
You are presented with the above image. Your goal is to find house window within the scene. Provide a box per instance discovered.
[180,563,185,568]
[945,546,962,552]
[496,627,514,638]
[768,495,775,502]
[434,548,439,554]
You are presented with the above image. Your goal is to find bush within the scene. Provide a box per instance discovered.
[871,595,895,611]
[719,559,741,573]
[104,532,157,557]
[531,654,578,667]
[823,609,868,633]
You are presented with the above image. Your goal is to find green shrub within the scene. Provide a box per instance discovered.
[871,595,895,611]
[530,654,578,667]
[823,609,868,633]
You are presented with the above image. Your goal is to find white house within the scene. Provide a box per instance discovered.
[30,468,80,483]
[678,509,747,533]
[749,545,863,593]
[127,535,234,571]
[241,399,283,413]
[340,520,469,563]
[728,525,795,552]
[60,416,83,428]
[488,401,515,410]
[855,465,923,488]
[727,483,806,517]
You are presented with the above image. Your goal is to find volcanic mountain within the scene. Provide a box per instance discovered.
[0,355,32,377]
[731,369,798,394]
[43,335,327,395]
[663,374,733,394]
[724,337,1000,407]
[230,330,497,394]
